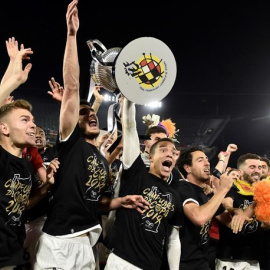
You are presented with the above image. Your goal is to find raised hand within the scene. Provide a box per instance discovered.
[6,37,19,60]
[48,77,64,102]
[46,158,60,184]
[11,47,33,85]
[93,85,104,102]
[142,114,160,127]
[6,37,30,60]
[219,171,234,193]
[66,0,79,36]
[226,143,238,154]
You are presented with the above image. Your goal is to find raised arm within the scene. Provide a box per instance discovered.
[122,97,140,168]
[91,85,104,113]
[211,143,238,189]
[215,144,238,174]
[1,37,29,85]
[0,47,33,105]
[59,0,80,140]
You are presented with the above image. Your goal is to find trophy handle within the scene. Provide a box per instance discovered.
[87,39,107,65]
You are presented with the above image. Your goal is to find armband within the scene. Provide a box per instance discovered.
[212,168,222,179]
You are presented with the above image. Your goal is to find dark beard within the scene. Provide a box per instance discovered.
[84,129,100,140]
[243,172,255,183]
[79,122,100,140]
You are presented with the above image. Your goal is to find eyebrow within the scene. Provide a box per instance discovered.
[20,115,33,120]
[159,144,176,150]
[196,156,208,161]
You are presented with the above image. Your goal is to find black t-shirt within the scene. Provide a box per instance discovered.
[39,146,58,163]
[104,158,122,200]
[108,156,184,270]
[217,183,263,261]
[0,146,34,267]
[43,125,109,236]
[171,179,223,270]
[25,146,58,222]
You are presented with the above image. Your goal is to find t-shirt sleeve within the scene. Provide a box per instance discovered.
[122,155,146,181]
[225,185,236,199]
[173,180,200,206]
[56,124,81,154]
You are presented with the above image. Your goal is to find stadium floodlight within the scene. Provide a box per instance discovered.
[144,101,162,108]
[104,94,116,102]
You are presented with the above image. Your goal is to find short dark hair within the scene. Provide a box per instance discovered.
[237,153,261,169]
[145,126,167,137]
[36,124,44,130]
[177,146,204,178]
[260,156,270,168]
[149,137,175,155]
[0,99,32,121]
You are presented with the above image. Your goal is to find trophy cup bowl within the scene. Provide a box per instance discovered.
[87,39,122,93]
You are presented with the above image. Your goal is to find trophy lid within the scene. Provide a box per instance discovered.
[114,37,177,105]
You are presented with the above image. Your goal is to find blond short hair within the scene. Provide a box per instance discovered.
[0,99,32,121]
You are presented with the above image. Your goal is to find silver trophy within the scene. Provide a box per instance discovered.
[87,37,177,105]
[87,39,122,93]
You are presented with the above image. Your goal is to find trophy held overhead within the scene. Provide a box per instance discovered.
[87,37,177,105]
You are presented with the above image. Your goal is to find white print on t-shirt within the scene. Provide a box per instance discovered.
[200,219,211,245]
[140,186,175,233]
[84,154,108,201]
[239,199,258,235]
[4,174,32,226]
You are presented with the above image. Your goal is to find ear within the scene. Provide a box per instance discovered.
[149,153,153,163]
[0,122,9,135]
[183,164,191,174]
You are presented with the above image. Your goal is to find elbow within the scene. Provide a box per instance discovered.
[64,82,79,92]
[193,217,208,227]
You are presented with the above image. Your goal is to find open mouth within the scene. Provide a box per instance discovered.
[252,174,260,181]
[35,138,42,144]
[27,132,35,138]
[89,119,97,127]
[162,160,172,172]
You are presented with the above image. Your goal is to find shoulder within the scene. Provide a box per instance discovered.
[171,178,189,189]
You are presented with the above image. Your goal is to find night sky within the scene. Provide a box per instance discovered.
[1,1,270,165]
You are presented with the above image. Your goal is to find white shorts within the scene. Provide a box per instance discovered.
[104,253,143,270]
[34,233,95,270]
[24,216,46,267]
[215,258,260,270]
